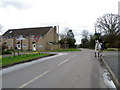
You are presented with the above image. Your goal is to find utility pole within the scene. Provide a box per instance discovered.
[21,40,22,51]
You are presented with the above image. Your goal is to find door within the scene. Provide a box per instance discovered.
[17,44,21,50]
[32,44,36,51]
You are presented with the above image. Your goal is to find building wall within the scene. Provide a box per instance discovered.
[2,38,13,50]
[2,27,60,51]
[44,27,59,51]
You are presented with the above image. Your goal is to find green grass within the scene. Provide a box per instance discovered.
[1,53,52,67]
[51,48,81,52]
[103,48,120,51]
[18,51,33,53]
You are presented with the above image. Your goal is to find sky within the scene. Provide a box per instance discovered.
[0,0,119,44]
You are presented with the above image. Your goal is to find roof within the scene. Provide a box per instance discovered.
[3,26,53,36]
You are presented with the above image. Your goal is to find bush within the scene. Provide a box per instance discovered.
[106,43,110,48]
[2,44,8,50]
[2,51,12,55]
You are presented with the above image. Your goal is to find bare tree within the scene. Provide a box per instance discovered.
[81,30,89,39]
[95,13,120,35]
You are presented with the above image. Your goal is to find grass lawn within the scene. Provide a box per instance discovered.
[51,48,81,52]
[103,48,120,51]
[1,53,52,67]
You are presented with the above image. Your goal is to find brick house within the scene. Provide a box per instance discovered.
[2,26,60,51]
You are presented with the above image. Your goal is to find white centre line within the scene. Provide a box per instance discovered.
[71,55,76,58]
[18,70,50,88]
[58,59,70,66]
[58,55,77,66]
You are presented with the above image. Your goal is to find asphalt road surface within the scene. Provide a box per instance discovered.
[2,49,107,88]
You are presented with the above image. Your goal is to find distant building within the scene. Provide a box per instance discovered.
[2,26,60,51]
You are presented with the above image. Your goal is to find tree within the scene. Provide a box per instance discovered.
[67,29,74,39]
[95,14,120,48]
[95,13,120,35]
[59,29,76,48]
[81,30,89,48]
[81,30,89,39]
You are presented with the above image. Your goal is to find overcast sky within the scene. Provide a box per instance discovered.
[0,0,119,44]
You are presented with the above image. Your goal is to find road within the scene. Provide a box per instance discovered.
[2,49,107,88]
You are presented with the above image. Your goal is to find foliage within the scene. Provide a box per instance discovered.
[103,48,120,51]
[59,29,76,48]
[80,30,95,49]
[95,13,120,48]
[95,13,120,35]
[2,51,12,55]
[2,44,8,50]
[81,30,89,39]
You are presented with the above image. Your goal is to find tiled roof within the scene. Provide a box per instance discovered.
[3,26,53,36]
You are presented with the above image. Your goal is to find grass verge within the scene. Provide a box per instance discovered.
[51,48,81,52]
[103,48,120,51]
[1,53,54,68]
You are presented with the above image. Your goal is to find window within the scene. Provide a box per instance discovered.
[4,42,6,44]
[31,35,34,39]
[9,31,12,33]
[17,35,25,40]
[38,44,43,47]
[22,44,26,47]
[18,45,20,48]
[8,44,11,47]
[8,36,12,39]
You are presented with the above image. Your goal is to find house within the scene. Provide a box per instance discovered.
[2,26,60,51]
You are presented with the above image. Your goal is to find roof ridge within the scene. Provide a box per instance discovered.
[9,26,53,31]
[3,26,54,36]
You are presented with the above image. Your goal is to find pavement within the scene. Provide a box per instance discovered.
[103,51,120,81]
[1,49,108,88]
[102,51,120,88]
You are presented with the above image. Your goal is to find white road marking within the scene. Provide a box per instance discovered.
[71,55,76,58]
[18,70,50,88]
[58,59,69,66]
[58,55,77,66]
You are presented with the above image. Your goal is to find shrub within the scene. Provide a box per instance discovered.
[106,43,110,48]
[2,51,12,55]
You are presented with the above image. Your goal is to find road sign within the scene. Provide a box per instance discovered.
[34,36,40,42]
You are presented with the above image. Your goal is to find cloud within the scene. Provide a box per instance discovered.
[0,0,119,43]
[0,0,31,9]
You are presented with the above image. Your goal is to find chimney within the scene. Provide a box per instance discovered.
[54,26,57,42]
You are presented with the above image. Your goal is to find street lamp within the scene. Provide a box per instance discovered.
[18,35,25,51]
